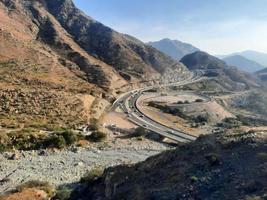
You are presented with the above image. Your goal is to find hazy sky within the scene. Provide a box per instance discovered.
[73,0,267,55]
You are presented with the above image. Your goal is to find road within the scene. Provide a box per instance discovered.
[112,71,204,143]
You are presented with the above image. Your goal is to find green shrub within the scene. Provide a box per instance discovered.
[194,115,208,124]
[80,168,104,183]
[53,188,73,200]
[87,131,107,142]
[16,180,54,197]
[133,127,148,137]
[61,130,77,145]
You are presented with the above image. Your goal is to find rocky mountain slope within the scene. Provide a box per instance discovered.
[181,51,260,90]
[0,0,187,128]
[256,68,267,81]
[223,55,265,73]
[147,38,199,60]
[218,50,267,67]
[70,133,267,200]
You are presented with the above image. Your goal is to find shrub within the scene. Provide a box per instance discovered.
[195,99,204,103]
[205,153,221,166]
[61,130,77,145]
[256,152,267,161]
[16,180,54,197]
[53,188,73,200]
[88,118,99,131]
[80,168,104,183]
[133,127,148,137]
[194,115,208,124]
[190,176,198,182]
[87,131,107,142]
[50,135,66,149]
[43,130,78,149]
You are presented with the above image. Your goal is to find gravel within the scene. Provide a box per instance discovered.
[0,146,168,194]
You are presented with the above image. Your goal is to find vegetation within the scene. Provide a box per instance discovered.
[148,101,208,125]
[16,180,54,197]
[80,167,104,183]
[133,127,149,137]
[53,188,73,200]
[0,128,81,152]
[217,117,242,129]
[195,98,204,103]
[86,130,107,142]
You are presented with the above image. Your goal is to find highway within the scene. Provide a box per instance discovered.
[112,71,204,143]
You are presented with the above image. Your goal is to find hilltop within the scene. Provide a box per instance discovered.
[147,38,199,60]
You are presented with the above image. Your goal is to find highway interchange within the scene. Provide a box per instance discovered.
[112,71,204,143]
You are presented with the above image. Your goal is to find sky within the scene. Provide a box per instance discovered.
[73,0,267,55]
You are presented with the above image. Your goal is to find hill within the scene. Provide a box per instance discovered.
[0,0,187,128]
[219,50,267,67]
[70,133,267,200]
[180,51,260,90]
[223,55,265,73]
[147,38,199,60]
[256,68,267,81]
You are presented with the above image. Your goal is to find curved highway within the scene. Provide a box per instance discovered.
[112,71,204,143]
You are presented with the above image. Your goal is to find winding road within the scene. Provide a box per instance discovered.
[112,71,204,143]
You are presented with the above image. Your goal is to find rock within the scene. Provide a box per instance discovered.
[70,147,80,153]
[38,150,48,156]
[7,152,20,160]
[74,162,84,167]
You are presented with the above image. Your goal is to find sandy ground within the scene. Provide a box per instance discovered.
[102,112,136,129]
[141,92,205,104]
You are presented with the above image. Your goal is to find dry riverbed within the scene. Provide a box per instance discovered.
[0,138,170,194]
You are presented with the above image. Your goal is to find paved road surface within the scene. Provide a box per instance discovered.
[112,71,204,143]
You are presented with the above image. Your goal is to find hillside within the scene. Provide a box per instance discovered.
[219,50,267,67]
[180,51,260,90]
[0,0,187,128]
[256,68,267,81]
[223,55,265,73]
[147,38,199,60]
[70,133,267,200]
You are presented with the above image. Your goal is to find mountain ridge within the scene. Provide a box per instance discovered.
[147,38,199,60]
[218,50,267,67]
[223,55,265,73]
[0,0,188,128]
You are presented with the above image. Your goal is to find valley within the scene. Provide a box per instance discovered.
[0,0,267,200]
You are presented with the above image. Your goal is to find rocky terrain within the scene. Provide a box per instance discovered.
[0,141,169,194]
[181,51,261,90]
[223,55,265,73]
[0,0,188,130]
[70,132,267,200]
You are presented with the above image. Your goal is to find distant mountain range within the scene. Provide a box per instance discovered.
[147,38,199,60]
[217,50,267,70]
[222,55,265,73]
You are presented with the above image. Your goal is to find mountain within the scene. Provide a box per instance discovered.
[147,38,199,60]
[180,51,260,89]
[256,68,267,81]
[70,134,267,200]
[218,50,267,67]
[0,0,187,128]
[223,55,265,73]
